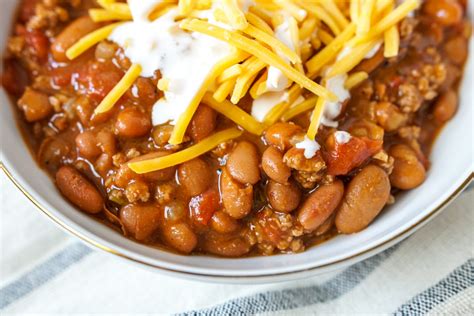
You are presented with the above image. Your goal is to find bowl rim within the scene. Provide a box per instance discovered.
[1,161,472,281]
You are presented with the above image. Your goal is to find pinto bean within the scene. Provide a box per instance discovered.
[120,203,161,241]
[18,88,53,122]
[162,223,198,254]
[433,90,458,124]
[115,107,152,138]
[210,211,239,234]
[444,36,468,65]
[56,166,103,214]
[297,180,344,232]
[335,165,390,234]
[75,131,101,159]
[220,168,253,219]
[264,122,303,151]
[178,158,212,196]
[51,16,99,62]
[262,146,291,184]
[226,141,260,185]
[389,144,426,190]
[267,180,301,213]
[202,235,251,257]
[423,0,463,26]
[96,129,116,155]
[189,105,216,142]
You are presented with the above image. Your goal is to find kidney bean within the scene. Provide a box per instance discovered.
[51,16,99,62]
[267,180,301,213]
[262,146,291,184]
[115,107,152,138]
[314,213,336,236]
[444,36,468,65]
[178,158,212,196]
[75,131,101,159]
[56,166,103,214]
[162,223,198,254]
[389,144,426,190]
[17,88,53,122]
[128,151,176,182]
[210,211,239,233]
[433,89,458,124]
[120,203,161,241]
[335,165,391,234]
[220,168,253,219]
[423,0,463,26]
[297,180,344,232]
[264,122,303,151]
[226,141,260,185]
[202,235,251,257]
[189,105,216,142]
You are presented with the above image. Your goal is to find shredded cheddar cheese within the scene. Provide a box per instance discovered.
[203,94,265,135]
[61,0,420,172]
[129,128,243,173]
[94,63,142,114]
[66,22,123,60]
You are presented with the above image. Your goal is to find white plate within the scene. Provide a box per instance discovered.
[1,1,473,283]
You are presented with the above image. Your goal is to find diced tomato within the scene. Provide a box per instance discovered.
[74,61,123,102]
[189,190,220,226]
[324,135,382,176]
[25,30,49,62]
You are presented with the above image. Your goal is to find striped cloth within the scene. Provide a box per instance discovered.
[1,172,473,315]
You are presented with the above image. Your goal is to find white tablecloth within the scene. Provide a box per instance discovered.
[1,171,473,315]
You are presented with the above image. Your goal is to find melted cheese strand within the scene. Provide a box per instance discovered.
[306,96,326,140]
[245,12,273,34]
[213,78,236,102]
[66,22,123,60]
[282,96,318,121]
[94,63,142,114]
[222,0,248,30]
[202,94,265,135]
[384,25,400,57]
[89,9,131,22]
[306,23,356,77]
[345,71,369,90]
[357,0,375,36]
[180,18,337,101]
[327,40,381,77]
[129,128,243,173]
[168,51,248,145]
[97,0,131,16]
[353,0,420,45]
[243,24,301,64]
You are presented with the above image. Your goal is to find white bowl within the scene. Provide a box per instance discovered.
[1,1,473,283]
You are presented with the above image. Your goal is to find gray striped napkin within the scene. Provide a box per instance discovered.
[1,173,472,315]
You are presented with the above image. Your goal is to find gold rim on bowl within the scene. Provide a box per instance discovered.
[1,162,472,280]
